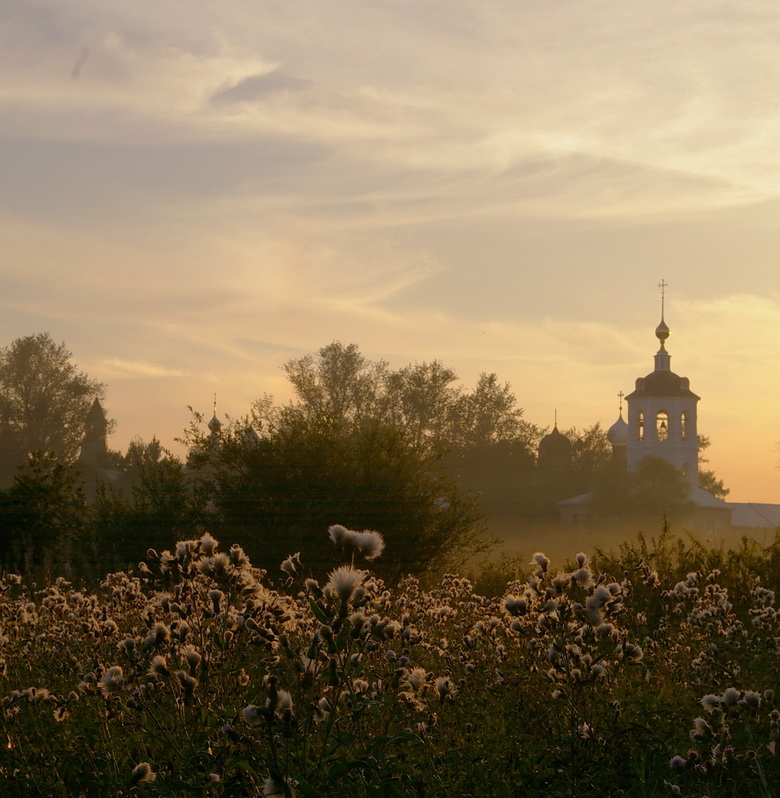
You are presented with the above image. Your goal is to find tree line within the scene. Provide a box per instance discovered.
[0,334,729,581]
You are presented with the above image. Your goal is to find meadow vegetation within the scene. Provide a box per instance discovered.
[0,335,771,794]
[1,524,779,796]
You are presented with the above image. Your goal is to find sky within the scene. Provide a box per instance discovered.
[2,0,780,503]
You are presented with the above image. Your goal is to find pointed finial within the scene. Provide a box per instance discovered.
[655,279,670,345]
[213,392,217,416]
[617,390,624,417]
[554,408,558,429]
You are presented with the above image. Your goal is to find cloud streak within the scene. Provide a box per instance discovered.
[100,359,188,379]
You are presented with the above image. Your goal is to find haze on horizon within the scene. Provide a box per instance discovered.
[1,1,779,503]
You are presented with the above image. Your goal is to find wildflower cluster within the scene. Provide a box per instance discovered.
[0,530,778,795]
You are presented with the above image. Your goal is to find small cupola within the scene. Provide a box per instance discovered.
[607,391,629,464]
[208,394,221,438]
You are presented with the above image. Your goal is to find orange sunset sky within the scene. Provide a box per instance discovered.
[2,1,779,502]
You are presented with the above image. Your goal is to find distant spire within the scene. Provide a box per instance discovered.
[617,390,624,418]
[656,279,670,347]
[554,408,558,428]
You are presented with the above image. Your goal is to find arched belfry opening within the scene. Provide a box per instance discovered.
[656,411,669,441]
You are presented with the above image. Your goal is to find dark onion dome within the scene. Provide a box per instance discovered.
[538,425,572,466]
[607,413,629,447]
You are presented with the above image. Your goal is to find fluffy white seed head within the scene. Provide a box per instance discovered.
[130,762,156,785]
[324,565,366,603]
[532,552,550,571]
[199,533,219,557]
[99,666,125,696]
[242,704,264,726]
[328,525,385,560]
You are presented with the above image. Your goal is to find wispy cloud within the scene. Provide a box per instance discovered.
[100,359,188,379]
[212,71,311,103]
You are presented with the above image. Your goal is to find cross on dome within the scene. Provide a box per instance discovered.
[655,279,670,346]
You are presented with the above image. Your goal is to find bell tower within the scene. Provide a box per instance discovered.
[624,281,700,488]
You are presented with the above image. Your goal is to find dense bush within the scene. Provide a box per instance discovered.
[1,526,779,796]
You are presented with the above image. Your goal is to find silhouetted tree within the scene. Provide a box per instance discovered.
[89,438,200,571]
[0,452,87,572]
[697,434,729,498]
[445,438,537,513]
[186,339,523,582]
[588,456,694,523]
[281,342,388,429]
[0,334,108,483]
[256,343,541,522]
[632,456,694,517]
[278,342,539,455]
[568,423,612,479]
[384,360,461,453]
[184,411,484,582]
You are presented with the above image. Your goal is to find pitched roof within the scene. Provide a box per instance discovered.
[728,503,780,529]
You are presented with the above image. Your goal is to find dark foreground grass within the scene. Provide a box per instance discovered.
[1,526,779,796]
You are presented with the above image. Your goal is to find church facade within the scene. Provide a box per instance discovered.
[623,315,700,489]
[560,287,737,530]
